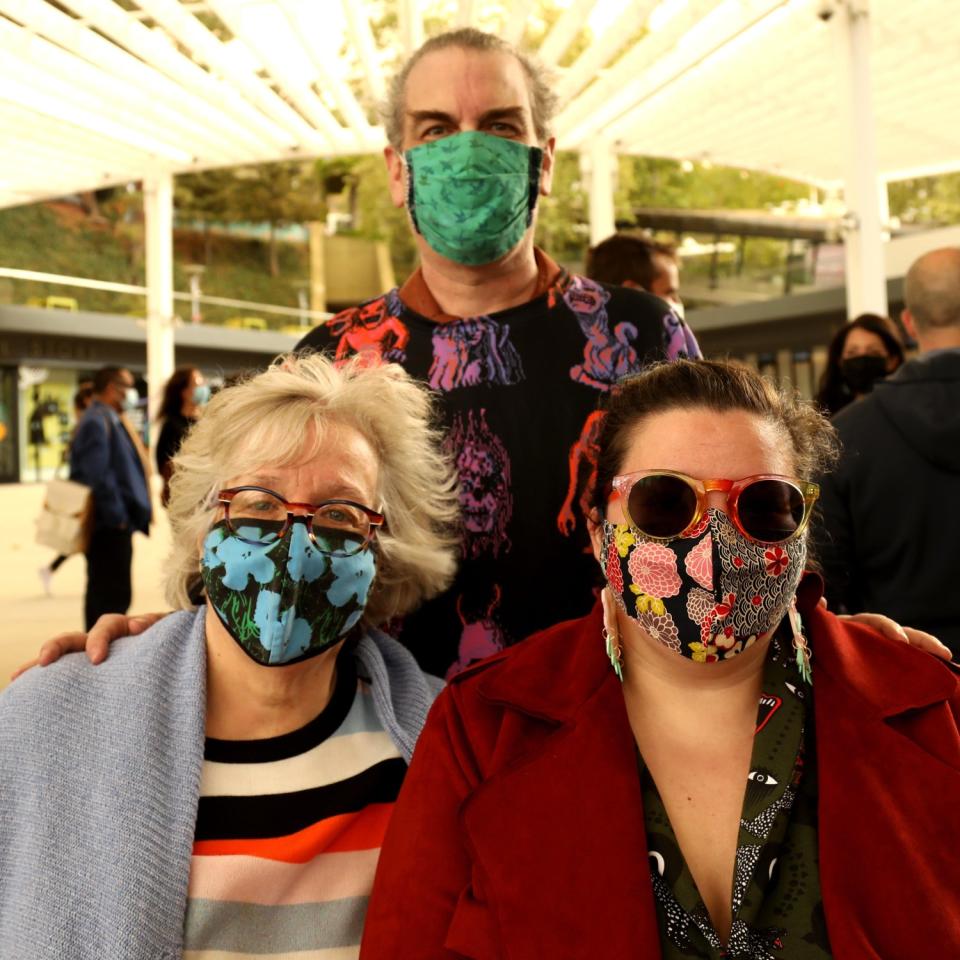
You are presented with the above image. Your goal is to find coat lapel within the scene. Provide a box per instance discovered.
[460,611,661,959]
[809,602,960,956]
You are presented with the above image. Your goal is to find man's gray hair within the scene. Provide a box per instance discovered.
[904,247,960,330]
[383,28,558,151]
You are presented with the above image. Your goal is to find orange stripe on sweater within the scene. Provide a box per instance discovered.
[192,802,394,863]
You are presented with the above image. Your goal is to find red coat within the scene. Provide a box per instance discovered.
[361,582,960,959]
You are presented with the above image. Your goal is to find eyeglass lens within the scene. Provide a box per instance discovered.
[627,475,806,543]
[627,474,698,539]
[225,489,370,555]
[736,479,805,543]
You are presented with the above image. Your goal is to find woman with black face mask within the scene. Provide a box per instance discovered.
[815,314,905,417]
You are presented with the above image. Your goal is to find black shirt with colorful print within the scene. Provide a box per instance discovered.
[298,267,700,678]
[640,630,832,959]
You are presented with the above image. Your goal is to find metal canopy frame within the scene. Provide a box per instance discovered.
[2,0,959,411]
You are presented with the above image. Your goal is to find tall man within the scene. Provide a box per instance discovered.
[818,247,960,653]
[70,367,151,629]
[298,29,699,676]
[586,233,684,316]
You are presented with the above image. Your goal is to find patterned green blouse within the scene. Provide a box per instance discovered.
[638,634,833,959]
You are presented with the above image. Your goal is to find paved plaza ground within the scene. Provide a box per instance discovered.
[0,480,170,691]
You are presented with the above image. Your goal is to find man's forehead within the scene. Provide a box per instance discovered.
[403,46,533,116]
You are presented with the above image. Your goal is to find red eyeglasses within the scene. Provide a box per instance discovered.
[217,486,384,556]
[610,471,820,545]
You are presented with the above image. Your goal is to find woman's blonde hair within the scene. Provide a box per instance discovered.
[165,353,460,625]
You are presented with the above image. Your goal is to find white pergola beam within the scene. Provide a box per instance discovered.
[584,137,616,246]
[504,0,536,46]
[835,0,887,318]
[341,0,385,104]
[2,73,193,163]
[144,173,176,432]
[556,1,657,105]
[586,0,793,147]
[275,0,374,136]
[1,0,265,162]
[54,0,296,152]
[0,18,247,167]
[206,0,351,151]
[555,0,724,144]
[537,0,595,67]
[398,0,424,58]
[457,0,474,27]
[133,0,326,150]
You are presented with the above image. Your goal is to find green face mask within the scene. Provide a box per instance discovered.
[405,131,544,266]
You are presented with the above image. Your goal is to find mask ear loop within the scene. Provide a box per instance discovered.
[526,146,544,226]
[788,598,812,685]
[601,587,624,682]
[403,153,422,234]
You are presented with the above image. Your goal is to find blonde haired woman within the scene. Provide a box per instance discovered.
[0,354,458,960]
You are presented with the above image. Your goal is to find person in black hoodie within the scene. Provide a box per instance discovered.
[817,247,960,654]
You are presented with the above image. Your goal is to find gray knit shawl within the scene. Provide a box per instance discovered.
[0,608,441,959]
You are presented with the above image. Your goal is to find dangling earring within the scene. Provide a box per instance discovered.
[788,599,812,685]
[601,588,624,682]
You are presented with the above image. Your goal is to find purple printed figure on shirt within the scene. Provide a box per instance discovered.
[566,277,641,391]
[446,585,506,679]
[429,317,524,392]
[662,309,699,360]
[445,408,512,559]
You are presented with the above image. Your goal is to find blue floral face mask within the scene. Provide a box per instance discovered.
[200,519,376,666]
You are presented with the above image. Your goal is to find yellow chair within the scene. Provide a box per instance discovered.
[223,316,268,331]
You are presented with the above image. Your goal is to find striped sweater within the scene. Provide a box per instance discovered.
[184,652,406,959]
[0,608,441,960]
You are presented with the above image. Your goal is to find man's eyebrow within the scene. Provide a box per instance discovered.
[478,107,527,125]
[406,107,528,126]
[407,110,457,125]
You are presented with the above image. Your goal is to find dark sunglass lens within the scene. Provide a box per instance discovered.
[738,480,805,542]
[628,475,698,538]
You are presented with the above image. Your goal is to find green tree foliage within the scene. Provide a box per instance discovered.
[615,156,810,216]
[175,170,239,265]
[535,151,588,265]
[225,162,324,277]
[889,173,960,225]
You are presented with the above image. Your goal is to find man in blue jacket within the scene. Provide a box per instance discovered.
[70,367,151,628]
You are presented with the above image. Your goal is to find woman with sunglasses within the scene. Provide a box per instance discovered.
[361,358,960,959]
[0,354,458,959]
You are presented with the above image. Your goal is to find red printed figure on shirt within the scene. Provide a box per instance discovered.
[557,410,604,538]
[331,291,410,364]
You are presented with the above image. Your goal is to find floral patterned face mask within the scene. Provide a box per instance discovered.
[200,519,377,667]
[600,509,805,663]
